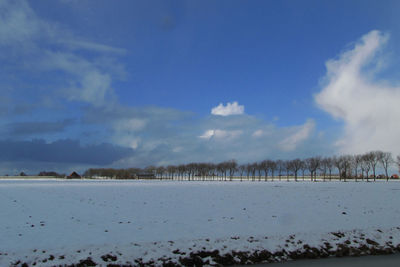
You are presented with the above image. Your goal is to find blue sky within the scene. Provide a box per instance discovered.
[1,0,400,174]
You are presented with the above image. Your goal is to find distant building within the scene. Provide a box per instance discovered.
[67,171,81,179]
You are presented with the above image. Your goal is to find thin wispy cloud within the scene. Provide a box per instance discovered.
[279,119,315,151]
[0,0,46,45]
[252,130,264,138]
[0,0,123,107]
[199,129,243,140]
[62,40,127,55]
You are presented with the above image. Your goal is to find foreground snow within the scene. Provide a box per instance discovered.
[1,180,400,266]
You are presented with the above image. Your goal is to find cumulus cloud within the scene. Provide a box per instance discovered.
[211,101,244,116]
[279,119,316,151]
[315,30,400,155]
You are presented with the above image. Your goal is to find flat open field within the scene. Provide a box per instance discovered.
[1,180,400,266]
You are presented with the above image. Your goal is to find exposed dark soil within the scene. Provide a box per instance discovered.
[7,236,400,266]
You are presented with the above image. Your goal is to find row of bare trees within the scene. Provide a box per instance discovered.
[84,150,400,181]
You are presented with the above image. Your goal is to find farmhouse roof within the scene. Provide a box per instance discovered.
[67,171,81,178]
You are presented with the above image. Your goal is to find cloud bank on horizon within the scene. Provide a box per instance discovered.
[315,30,400,156]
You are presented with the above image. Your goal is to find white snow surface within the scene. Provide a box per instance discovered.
[1,179,400,266]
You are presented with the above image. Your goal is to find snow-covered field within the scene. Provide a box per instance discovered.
[1,179,400,266]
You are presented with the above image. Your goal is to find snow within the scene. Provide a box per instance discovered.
[1,179,400,266]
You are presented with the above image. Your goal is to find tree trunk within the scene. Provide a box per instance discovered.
[385,167,389,182]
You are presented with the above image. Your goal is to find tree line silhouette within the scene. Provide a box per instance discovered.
[83,150,400,182]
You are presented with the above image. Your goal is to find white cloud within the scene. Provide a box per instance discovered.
[252,130,264,138]
[40,51,117,106]
[112,134,141,150]
[67,70,112,106]
[199,129,242,140]
[172,146,183,153]
[315,30,400,155]
[211,101,244,116]
[128,138,140,149]
[114,118,147,132]
[199,130,215,139]
[279,119,315,151]
[62,40,127,55]
[0,0,123,107]
[0,0,42,45]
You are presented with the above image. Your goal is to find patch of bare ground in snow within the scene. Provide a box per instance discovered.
[5,227,400,266]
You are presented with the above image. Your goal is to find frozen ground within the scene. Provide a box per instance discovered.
[1,179,400,266]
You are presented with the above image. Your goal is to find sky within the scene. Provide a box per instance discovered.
[1,0,400,174]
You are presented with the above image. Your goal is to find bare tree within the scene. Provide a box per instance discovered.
[209,163,216,180]
[333,156,344,181]
[200,163,211,180]
[288,159,303,181]
[217,162,226,181]
[238,164,246,181]
[86,149,400,184]
[185,163,196,181]
[207,163,216,180]
[377,151,393,181]
[284,160,291,181]
[397,156,400,176]
[177,164,186,180]
[306,156,321,181]
[360,160,366,181]
[269,160,277,181]
[227,159,238,181]
[246,163,252,181]
[332,155,352,181]
[299,160,307,181]
[261,160,271,181]
[352,155,363,182]
[256,162,263,181]
[319,158,329,181]
[250,163,257,181]
[167,165,176,180]
[341,155,353,181]
[145,165,157,179]
[366,151,379,181]
[361,154,372,182]
[276,160,284,181]
[156,166,166,179]
[324,157,334,181]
